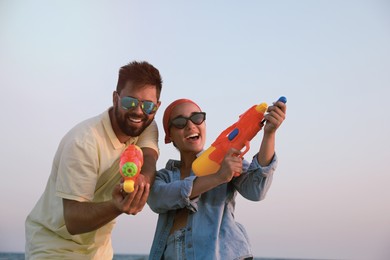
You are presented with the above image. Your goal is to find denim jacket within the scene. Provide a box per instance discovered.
[147,153,278,260]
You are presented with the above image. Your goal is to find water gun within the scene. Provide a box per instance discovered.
[192,96,287,177]
[119,144,144,193]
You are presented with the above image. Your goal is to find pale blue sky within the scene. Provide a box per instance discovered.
[1,1,389,259]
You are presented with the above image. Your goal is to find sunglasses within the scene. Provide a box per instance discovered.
[169,112,206,129]
[117,93,158,115]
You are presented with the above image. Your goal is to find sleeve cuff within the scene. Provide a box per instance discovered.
[181,176,199,212]
[249,153,278,175]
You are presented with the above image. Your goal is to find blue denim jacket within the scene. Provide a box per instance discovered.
[147,153,277,260]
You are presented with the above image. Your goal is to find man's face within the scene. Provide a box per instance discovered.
[113,82,160,138]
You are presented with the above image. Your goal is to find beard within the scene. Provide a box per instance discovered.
[114,105,154,137]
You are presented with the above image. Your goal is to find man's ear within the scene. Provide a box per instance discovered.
[113,91,119,106]
[156,101,162,112]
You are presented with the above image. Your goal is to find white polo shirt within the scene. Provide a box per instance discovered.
[25,108,159,259]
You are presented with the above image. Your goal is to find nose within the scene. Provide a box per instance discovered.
[130,102,144,115]
[186,120,197,129]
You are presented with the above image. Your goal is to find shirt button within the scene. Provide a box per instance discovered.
[187,227,192,231]
[187,243,192,248]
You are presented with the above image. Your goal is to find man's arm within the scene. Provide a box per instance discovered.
[63,198,120,235]
[139,147,158,186]
[63,182,149,235]
[63,146,157,235]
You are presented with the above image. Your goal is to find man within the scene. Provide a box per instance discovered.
[25,61,163,259]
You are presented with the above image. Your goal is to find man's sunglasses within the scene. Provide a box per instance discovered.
[169,112,206,129]
[117,93,158,115]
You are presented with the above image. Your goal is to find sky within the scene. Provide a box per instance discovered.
[1,1,389,259]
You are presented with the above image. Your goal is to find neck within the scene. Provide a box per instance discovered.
[179,151,197,178]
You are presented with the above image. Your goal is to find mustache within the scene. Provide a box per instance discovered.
[125,112,146,121]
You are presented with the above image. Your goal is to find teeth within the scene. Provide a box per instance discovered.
[129,118,141,123]
[186,133,199,139]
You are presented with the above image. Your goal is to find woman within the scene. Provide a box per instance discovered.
[148,98,286,260]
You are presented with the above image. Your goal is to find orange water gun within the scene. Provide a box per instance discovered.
[119,144,144,192]
[192,96,287,177]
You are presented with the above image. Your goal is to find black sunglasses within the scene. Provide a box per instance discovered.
[169,112,206,129]
[117,93,158,115]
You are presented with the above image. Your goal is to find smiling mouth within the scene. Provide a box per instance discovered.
[128,117,142,123]
[185,133,200,141]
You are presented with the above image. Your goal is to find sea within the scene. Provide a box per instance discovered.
[0,252,314,260]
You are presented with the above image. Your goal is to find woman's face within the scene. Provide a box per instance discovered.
[168,102,206,154]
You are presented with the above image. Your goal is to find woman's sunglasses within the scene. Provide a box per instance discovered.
[117,93,158,115]
[169,112,206,129]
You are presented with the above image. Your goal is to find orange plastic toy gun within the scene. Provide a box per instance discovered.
[119,144,144,193]
[192,96,287,177]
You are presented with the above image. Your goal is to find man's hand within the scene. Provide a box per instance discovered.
[112,179,150,215]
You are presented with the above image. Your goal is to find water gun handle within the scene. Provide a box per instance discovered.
[240,141,250,157]
[119,145,144,193]
[231,140,251,177]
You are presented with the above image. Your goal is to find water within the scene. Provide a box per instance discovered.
[0,253,24,260]
[0,253,150,260]
[113,254,148,260]
[0,252,316,260]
